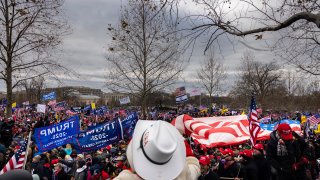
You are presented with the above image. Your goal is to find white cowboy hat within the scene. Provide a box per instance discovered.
[127,120,186,180]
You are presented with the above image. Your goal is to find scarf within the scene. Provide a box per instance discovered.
[276,132,288,156]
[76,165,87,173]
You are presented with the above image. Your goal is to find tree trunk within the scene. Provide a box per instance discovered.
[6,69,12,118]
[141,95,147,119]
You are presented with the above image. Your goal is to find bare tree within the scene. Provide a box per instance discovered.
[188,0,320,75]
[230,51,282,107]
[197,49,225,103]
[20,76,45,103]
[0,0,69,117]
[106,0,186,116]
[282,70,300,96]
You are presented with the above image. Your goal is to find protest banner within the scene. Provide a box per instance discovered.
[75,120,121,152]
[75,113,138,152]
[37,104,46,113]
[120,112,138,139]
[119,96,130,105]
[189,88,201,97]
[42,92,56,101]
[48,100,56,106]
[175,86,188,103]
[34,116,80,152]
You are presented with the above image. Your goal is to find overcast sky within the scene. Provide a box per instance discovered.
[4,0,277,95]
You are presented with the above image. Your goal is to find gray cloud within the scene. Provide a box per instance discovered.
[5,0,279,95]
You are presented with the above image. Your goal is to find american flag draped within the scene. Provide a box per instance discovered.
[171,114,271,147]
[248,96,261,145]
[0,136,29,174]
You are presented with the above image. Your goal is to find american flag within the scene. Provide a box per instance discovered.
[0,137,29,174]
[171,114,271,147]
[307,114,320,125]
[248,96,261,145]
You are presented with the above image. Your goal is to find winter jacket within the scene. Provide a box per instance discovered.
[59,159,76,177]
[218,161,246,179]
[53,169,69,180]
[253,154,271,180]
[266,130,307,180]
[33,162,53,180]
[197,169,219,180]
[242,159,258,180]
[113,156,200,180]
[74,165,87,180]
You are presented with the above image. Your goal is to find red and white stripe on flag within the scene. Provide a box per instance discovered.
[308,115,320,125]
[172,114,271,147]
[249,109,261,145]
[0,139,28,174]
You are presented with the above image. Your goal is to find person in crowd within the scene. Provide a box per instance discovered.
[252,143,271,180]
[74,160,87,180]
[239,149,258,180]
[33,154,53,180]
[198,155,219,180]
[114,120,201,180]
[218,148,246,180]
[59,153,84,179]
[266,123,309,180]
[53,163,68,180]
[0,119,14,147]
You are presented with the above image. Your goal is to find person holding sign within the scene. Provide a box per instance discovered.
[114,120,200,180]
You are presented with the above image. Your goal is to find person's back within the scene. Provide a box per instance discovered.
[114,120,200,180]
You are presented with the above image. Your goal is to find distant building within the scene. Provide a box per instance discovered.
[102,92,134,105]
[78,94,101,104]
[43,86,103,97]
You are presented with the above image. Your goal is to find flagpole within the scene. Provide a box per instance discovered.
[23,131,32,170]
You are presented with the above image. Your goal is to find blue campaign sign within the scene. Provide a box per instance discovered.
[34,116,80,152]
[42,92,56,101]
[121,112,138,139]
[75,113,138,152]
[75,120,121,152]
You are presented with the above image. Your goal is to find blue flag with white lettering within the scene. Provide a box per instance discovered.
[74,120,122,152]
[74,113,138,152]
[42,92,56,101]
[34,116,80,152]
[120,112,138,139]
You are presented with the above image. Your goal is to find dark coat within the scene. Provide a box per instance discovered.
[54,169,69,180]
[253,155,271,180]
[242,158,258,180]
[198,169,219,180]
[266,130,307,180]
[218,161,246,179]
[33,162,53,180]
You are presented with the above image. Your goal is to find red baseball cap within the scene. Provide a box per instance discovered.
[240,149,253,158]
[253,144,264,151]
[277,123,293,140]
[221,148,234,156]
[199,156,210,165]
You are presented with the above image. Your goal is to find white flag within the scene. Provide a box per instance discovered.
[119,96,130,105]
[189,88,201,97]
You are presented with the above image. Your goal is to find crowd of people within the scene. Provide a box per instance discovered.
[0,105,318,180]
